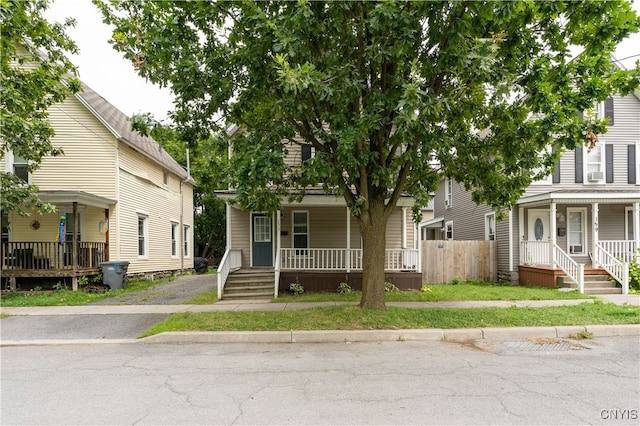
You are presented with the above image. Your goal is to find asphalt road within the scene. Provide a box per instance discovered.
[2,338,639,425]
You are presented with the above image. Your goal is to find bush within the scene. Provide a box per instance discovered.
[629,253,640,292]
[289,282,304,296]
[384,281,399,292]
[337,282,352,294]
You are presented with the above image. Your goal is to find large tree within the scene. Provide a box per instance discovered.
[97,0,639,309]
[1,0,80,214]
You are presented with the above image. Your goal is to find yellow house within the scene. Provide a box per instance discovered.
[1,83,194,290]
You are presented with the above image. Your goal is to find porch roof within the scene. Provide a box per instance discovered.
[37,190,117,209]
[518,189,640,207]
[216,189,415,207]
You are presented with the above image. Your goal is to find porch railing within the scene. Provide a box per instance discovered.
[519,241,550,265]
[217,248,242,300]
[2,241,106,271]
[594,243,629,295]
[554,243,584,293]
[280,248,419,271]
[599,240,639,263]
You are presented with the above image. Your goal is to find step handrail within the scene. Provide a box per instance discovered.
[553,243,584,293]
[594,242,629,295]
[217,248,242,300]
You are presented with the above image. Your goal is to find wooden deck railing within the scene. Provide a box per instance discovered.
[1,241,106,271]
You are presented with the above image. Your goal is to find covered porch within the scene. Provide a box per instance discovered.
[1,191,114,291]
[217,194,422,298]
[517,191,639,294]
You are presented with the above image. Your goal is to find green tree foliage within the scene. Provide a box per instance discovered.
[96,0,639,309]
[1,0,81,214]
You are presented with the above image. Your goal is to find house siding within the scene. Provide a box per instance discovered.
[115,144,193,274]
[36,96,118,198]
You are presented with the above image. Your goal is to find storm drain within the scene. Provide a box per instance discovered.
[503,338,585,351]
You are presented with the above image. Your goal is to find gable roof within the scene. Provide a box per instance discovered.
[75,83,192,182]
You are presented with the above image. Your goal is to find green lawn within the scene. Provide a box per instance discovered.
[141,302,640,337]
[0,276,178,307]
[275,281,592,303]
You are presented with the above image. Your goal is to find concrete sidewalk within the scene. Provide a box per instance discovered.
[1,295,638,346]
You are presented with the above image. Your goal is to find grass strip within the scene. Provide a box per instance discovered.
[275,283,591,303]
[0,276,177,307]
[140,302,639,337]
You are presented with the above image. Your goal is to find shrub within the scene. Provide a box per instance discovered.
[629,253,640,292]
[289,282,304,296]
[449,277,462,285]
[337,282,352,294]
[384,281,399,292]
[420,284,432,293]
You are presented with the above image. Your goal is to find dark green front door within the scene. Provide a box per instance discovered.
[252,213,273,266]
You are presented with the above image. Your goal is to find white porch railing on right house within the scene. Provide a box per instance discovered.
[520,241,584,292]
[594,242,630,295]
[216,248,242,300]
[598,240,639,263]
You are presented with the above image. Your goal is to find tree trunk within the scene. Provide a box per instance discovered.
[358,200,388,310]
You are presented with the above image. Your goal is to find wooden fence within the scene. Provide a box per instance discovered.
[422,240,497,284]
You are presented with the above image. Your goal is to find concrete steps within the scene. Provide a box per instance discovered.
[558,273,622,295]
[223,270,274,300]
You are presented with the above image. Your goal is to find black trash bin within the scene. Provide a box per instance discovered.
[194,257,208,274]
[100,261,130,290]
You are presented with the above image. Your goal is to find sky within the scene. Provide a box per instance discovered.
[45,0,640,124]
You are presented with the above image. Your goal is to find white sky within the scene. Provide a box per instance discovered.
[45,0,640,123]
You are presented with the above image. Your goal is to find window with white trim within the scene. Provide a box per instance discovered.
[445,179,453,208]
[292,211,309,255]
[183,225,190,257]
[171,222,178,257]
[8,153,30,183]
[626,207,635,240]
[567,208,586,254]
[485,213,495,241]
[445,221,453,240]
[584,144,605,183]
[138,215,148,258]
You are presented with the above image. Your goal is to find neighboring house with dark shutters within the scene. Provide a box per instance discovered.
[215,126,422,300]
[1,82,195,290]
[425,90,640,295]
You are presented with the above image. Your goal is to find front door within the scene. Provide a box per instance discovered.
[528,210,550,241]
[252,213,273,266]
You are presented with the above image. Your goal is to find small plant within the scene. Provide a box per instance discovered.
[32,286,43,292]
[449,277,462,285]
[628,251,640,292]
[53,281,68,291]
[289,281,304,296]
[384,281,399,292]
[337,282,352,294]
[568,330,593,340]
[420,284,432,293]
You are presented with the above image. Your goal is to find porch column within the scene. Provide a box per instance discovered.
[635,202,640,262]
[550,202,556,268]
[592,203,599,268]
[518,207,524,265]
[346,207,351,273]
[401,207,407,249]
[225,203,232,250]
[72,202,78,291]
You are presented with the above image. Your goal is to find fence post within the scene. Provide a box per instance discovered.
[578,264,585,294]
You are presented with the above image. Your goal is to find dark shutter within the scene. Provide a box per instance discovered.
[629,144,637,184]
[604,98,614,125]
[605,144,614,183]
[575,147,583,183]
[301,145,312,162]
[552,147,561,183]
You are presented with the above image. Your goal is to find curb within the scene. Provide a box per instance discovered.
[138,324,640,344]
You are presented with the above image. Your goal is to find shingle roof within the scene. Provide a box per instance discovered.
[75,83,191,181]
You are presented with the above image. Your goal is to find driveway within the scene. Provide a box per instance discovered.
[90,272,216,305]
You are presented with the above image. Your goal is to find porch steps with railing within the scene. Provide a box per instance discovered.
[222,269,274,300]
[557,269,621,295]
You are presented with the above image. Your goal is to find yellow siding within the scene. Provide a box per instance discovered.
[115,144,192,274]
[35,96,117,198]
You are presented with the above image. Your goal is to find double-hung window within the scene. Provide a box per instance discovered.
[171,222,178,257]
[485,213,495,241]
[183,225,190,257]
[445,179,453,208]
[293,211,309,256]
[138,214,148,258]
[585,144,605,183]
